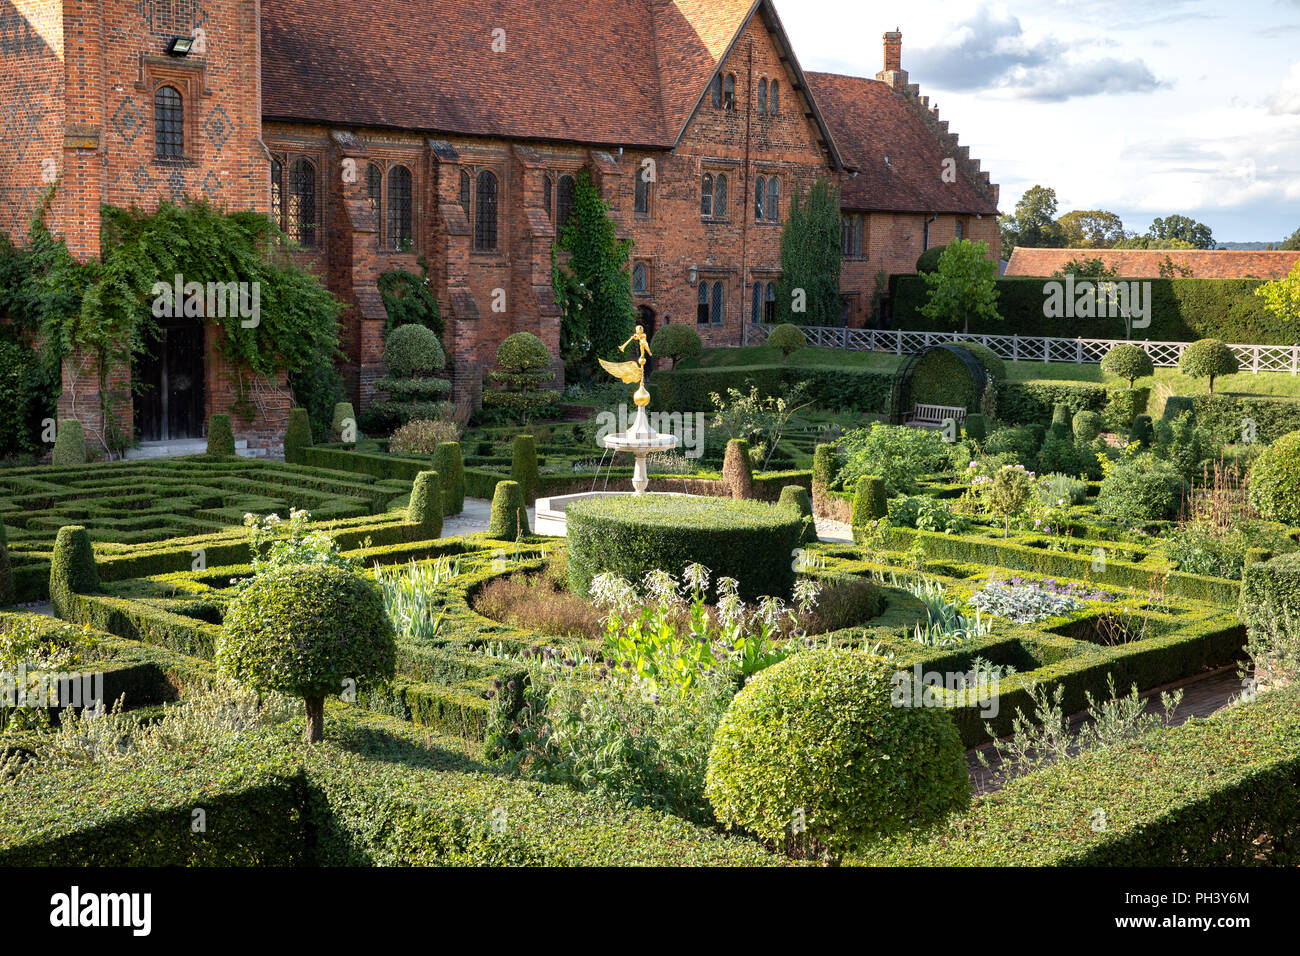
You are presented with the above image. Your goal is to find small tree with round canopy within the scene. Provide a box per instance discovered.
[1100,343,1153,388]
[1178,338,1239,395]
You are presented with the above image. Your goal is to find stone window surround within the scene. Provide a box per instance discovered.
[363,151,422,254]
[136,54,208,166]
[266,142,326,251]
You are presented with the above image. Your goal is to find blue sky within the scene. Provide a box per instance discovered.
[776,0,1300,243]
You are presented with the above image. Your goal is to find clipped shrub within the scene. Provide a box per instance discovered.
[484,332,557,423]
[1162,395,1196,423]
[218,564,396,743]
[384,323,446,378]
[51,419,85,466]
[1035,435,1086,477]
[49,525,99,619]
[765,324,807,363]
[705,649,970,857]
[951,341,1006,383]
[1131,414,1155,448]
[331,402,357,443]
[283,408,313,464]
[964,413,987,441]
[1179,338,1239,394]
[850,476,887,539]
[1248,430,1300,524]
[388,418,459,455]
[723,439,754,499]
[1103,386,1150,432]
[1240,554,1300,684]
[915,244,947,274]
[649,323,703,367]
[511,434,540,506]
[1100,343,1154,387]
[778,485,817,545]
[567,495,801,602]
[206,414,235,456]
[984,425,1041,467]
[1096,454,1184,523]
[1158,410,1202,480]
[431,442,465,515]
[811,443,838,491]
[487,480,530,539]
[1050,403,1070,428]
[1072,409,1103,442]
[408,471,444,537]
[1037,472,1088,506]
[0,522,13,607]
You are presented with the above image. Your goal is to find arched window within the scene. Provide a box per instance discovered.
[366,163,382,216]
[710,74,722,108]
[723,74,736,110]
[751,281,762,323]
[556,174,576,229]
[701,173,713,218]
[154,85,183,158]
[632,263,647,293]
[714,173,727,217]
[754,175,766,221]
[757,78,768,115]
[765,283,776,323]
[459,169,471,208]
[711,280,724,324]
[767,177,779,221]
[769,80,779,114]
[543,174,553,219]
[697,283,710,325]
[475,170,499,251]
[387,164,413,250]
[634,167,650,216]
[955,218,965,240]
[288,157,317,248]
[270,157,283,226]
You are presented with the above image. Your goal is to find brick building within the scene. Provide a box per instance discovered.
[0,0,999,452]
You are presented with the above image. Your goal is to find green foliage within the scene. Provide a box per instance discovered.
[986,465,1035,535]
[1035,435,1088,477]
[486,480,530,539]
[1240,554,1300,684]
[566,495,800,602]
[0,336,55,458]
[984,425,1041,467]
[708,383,809,471]
[919,240,1000,333]
[915,244,946,274]
[511,434,540,506]
[1056,209,1127,248]
[722,439,754,498]
[1178,338,1239,394]
[283,408,313,465]
[1255,260,1300,327]
[850,476,887,536]
[408,471,443,537]
[0,523,13,608]
[778,485,817,544]
[997,380,1107,427]
[218,564,395,742]
[289,349,346,444]
[484,332,557,423]
[551,169,635,380]
[206,414,235,456]
[1147,214,1214,249]
[649,323,702,367]
[705,649,970,857]
[49,525,99,619]
[812,443,837,491]
[964,413,987,441]
[431,442,465,515]
[1104,386,1150,431]
[905,347,979,411]
[1248,430,1300,524]
[836,423,951,497]
[1162,395,1196,422]
[951,340,1007,382]
[1100,343,1154,387]
[1072,409,1103,441]
[1156,410,1202,480]
[1097,453,1184,523]
[775,176,842,327]
[330,403,356,443]
[51,420,86,466]
[765,323,807,362]
[376,264,442,337]
[383,323,446,378]
[998,184,1064,252]
[1130,414,1154,448]
[1037,472,1088,506]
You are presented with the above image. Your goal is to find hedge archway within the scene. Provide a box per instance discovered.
[890,345,987,423]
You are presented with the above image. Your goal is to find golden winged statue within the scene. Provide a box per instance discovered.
[600,325,653,406]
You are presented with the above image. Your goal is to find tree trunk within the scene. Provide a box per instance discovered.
[304,695,325,744]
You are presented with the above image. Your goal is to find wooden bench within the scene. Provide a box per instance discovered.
[903,403,967,431]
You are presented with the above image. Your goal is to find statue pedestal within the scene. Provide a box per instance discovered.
[601,404,678,495]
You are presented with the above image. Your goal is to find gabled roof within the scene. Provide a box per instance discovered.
[806,71,998,216]
[1005,248,1300,279]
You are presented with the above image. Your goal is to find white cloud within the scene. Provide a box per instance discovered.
[1269,62,1300,113]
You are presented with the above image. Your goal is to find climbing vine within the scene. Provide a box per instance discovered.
[377,259,442,338]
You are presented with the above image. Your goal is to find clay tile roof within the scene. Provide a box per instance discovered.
[650,0,758,142]
[1005,248,1300,279]
[805,71,998,216]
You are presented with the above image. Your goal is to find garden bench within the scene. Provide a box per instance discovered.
[903,403,967,430]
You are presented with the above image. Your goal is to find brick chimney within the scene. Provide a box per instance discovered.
[877,29,908,89]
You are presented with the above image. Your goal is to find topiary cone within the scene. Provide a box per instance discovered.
[51,419,86,466]
[723,439,754,499]
[511,434,540,506]
[50,525,99,619]
[487,480,530,539]
[778,484,818,545]
[206,414,236,456]
[851,475,887,543]
[408,470,444,538]
[331,402,357,443]
[432,441,466,515]
[283,408,313,464]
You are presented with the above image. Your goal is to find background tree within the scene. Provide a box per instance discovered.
[649,323,702,368]
[1147,215,1215,250]
[775,176,842,327]
[1112,235,1196,250]
[1056,209,1127,248]
[999,185,1065,253]
[551,170,635,384]
[1256,260,1300,325]
[919,239,1000,334]
[1279,227,1300,251]
[1100,343,1154,388]
[1179,338,1239,394]
[1053,256,1118,280]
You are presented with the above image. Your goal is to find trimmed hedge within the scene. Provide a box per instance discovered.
[999,381,1107,426]
[567,494,801,602]
[652,364,893,414]
[206,414,235,456]
[487,480,529,539]
[1196,394,1300,448]
[432,442,466,515]
[283,408,313,464]
[408,471,444,537]
[0,521,13,607]
[50,525,99,619]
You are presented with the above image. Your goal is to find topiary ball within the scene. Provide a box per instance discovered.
[765,323,807,362]
[1178,338,1239,394]
[51,420,86,466]
[49,525,99,619]
[1248,431,1300,525]
[649,323,703,367]
[487,480,530,539]
[206,414,235,456]
[408,470,444,537]
[778,484,817,545]
[1100,343,1154,387]
[384,324,446,378]
[283,408,313,464]
[218,564,396,743]
[705,648,970,857]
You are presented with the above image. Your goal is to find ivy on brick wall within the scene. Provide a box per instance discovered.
[377,261,442,339]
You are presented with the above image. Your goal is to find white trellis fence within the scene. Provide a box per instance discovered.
[741,324,1300,375]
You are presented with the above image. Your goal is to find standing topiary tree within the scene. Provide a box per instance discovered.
[49,525,99,619]
[1179,338,1239,394]
[218,564,396,743]
[1073,409,1104,442]
[0,522,14,607]
[775,176,842,327]
[722,439,754,499]
[987,466,1033,537]
[408,470,443,538]
[484,332,556,424]
[51,419,86,466]
[1130,414,1155,449]
[431,441,465,515]
[778,484,817,545]
[851,475,887,543]
[331,402,357,443]
[1100,343,1154,388]
[283,407,313,464]
[919,239,1000,334]
[765,324,807,364]
[964,413,987,441]
[487,480,530,539]
[511,434,540,506]
[649,323,702,369]
[551,169,636,381]
[370,324,451,431]
[206,414,235,456]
